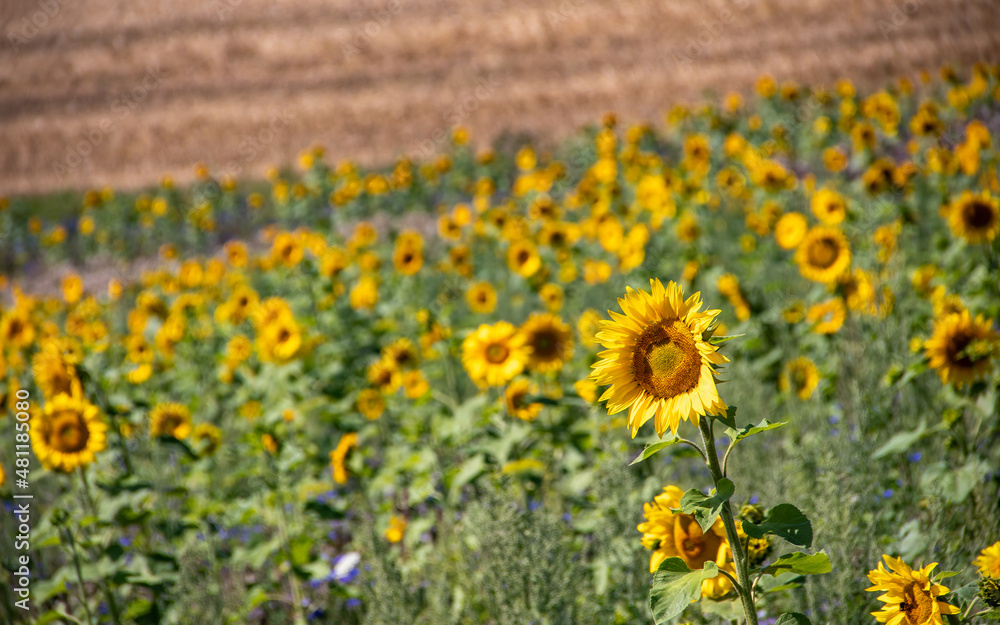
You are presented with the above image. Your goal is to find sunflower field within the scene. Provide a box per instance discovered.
[1,64,1000,625]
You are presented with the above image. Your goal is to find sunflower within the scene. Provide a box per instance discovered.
[590,279,728,438]
[841,269,878,315]
[810,188,848,225]
[31,385,107,472]
[192,423,222,457]
[774,212,808,250]
[270,232,304,267]
[944,191,1000,244]
[402,370,429,399]
[466,282,497,314]
[382,338,418,371]
[505,379,543,422]
[539,283,564,312]
[257,315,302,363]
[31,339,79,399]
[975,541,1000,578]
[392,232,424,275]
[349,275,379,310]
[779,357,820,399]
[461,321,530,387]
[150,403,192,439]
[0,310,35,349]
[806,298,846,334]
[330,432,358,484]
[795,226,851,284]
[520,313,573,373]
[866,555,958,625]
[507,241,542,278]
[577,309,603,345]
[62,274,84,304]
[638,485,736,599]
[366,360,399,392]
[924,311,996,387]
[356,388,386,420]
[385,515,407,543]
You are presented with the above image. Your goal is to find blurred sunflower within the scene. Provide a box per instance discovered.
[520,313,573,373]
[461,321,530,387]
[779,357,820,399]
[330,432,358,485]
[192,423,222,457]
[774,212,807,250]
[31,384,107,472]
[385,515,407,543]
[356,388,385,420]
[150,403,192,439]
[31,339,79,399]
[638,485,736,599]
[865,555,957,625]
[350,275,379,310]
[0,310,35,349]
[392,232,424,275]
[257,315,302,363]
[795,226,851,284]
[382,338,418,371]
[806,298,846,334]
[366,361,399,392]
[466,282,498,314]
[507,241,542,278]
[810,188,848,225]
[504,379,543,422]
[924,311,996,387]
[590,279,728,438]
[402,370,429,399]
[944,191,1000,244]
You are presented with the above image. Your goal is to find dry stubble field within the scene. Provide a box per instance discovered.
[1,0,999,196]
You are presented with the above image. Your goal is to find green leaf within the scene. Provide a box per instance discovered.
[649,558,719,624]
[448,455,486,502]
[725,419,787,443]
[709,333,745,345]
[975,608,1000,619]
[872,421,927,459]
[743,503,813,548]
[775,612,812,625]
[714,406,738,429]
[630,437,683,466]
[763,551,831,576]
[676,479,735,533]
[756,572,805,594]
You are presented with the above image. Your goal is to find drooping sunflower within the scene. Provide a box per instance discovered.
[795,226,851,284]
[504,378,543,422]
[924,311,996,387]
[520,313,573,373]
[865,555,958,625]
[779,357,820,399]
[590,279,728,438]
[466,282,498,314]
[944,191,1000,244]
[638,485,737,599]
[461,321,530,387]
[30,385,107,472]
[975,541,1000,578]
[150,403,193,440]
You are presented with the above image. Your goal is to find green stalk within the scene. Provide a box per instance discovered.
[698,417,758,625]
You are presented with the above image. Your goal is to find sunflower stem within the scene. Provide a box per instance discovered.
[698,417,758,625]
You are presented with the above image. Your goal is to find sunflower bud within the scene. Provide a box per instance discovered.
[979,576,1000,608]
[739,504,765,524]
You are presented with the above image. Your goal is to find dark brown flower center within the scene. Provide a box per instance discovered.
[51,411,88,453]
[632,320,701,399]
[486,344,509,364]
[964,199,996,230]
[808,238,839,268]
